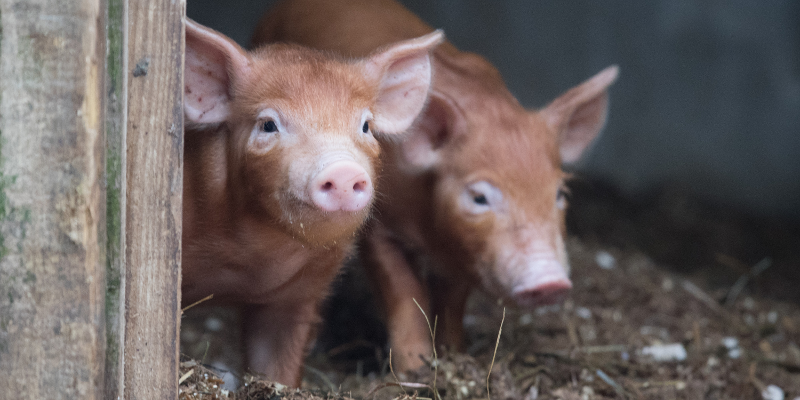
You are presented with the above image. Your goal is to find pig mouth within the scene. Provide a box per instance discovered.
[509,275,572,308]
[476,258,572,309]
[277,195,372,245]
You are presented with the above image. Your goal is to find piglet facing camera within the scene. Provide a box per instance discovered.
[180,18,442,386]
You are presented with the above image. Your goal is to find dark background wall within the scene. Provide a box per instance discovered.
[188,0,800,219]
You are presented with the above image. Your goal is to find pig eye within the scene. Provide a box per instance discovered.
[262,120,278,133]
[460,181,502,215]
[362,120,370,134]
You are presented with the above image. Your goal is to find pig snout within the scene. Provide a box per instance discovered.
[511,263,572,307]
[309,161,373,212]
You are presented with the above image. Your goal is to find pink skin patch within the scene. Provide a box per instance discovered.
[309,161,373,212]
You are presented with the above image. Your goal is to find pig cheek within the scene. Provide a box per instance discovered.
[242,147,285,217]
[439,194,495,278]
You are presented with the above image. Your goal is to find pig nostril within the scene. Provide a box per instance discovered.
[321,181,334,191]
[352,180,367,193]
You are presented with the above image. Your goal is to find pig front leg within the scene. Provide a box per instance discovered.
[242,301,320,387]
[428,273,471,352]
[363,224,432,371]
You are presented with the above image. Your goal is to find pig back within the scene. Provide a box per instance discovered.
[253,0,448,57]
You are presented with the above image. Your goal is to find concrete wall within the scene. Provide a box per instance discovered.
[188,0,800,218]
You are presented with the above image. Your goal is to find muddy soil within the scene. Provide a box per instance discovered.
[179,180,800,400]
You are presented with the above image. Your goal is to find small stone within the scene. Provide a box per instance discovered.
[722,336,742,359]
[641,343,687,362]
[595,251,616,269]
[768,311,779,324]
[576,307,592,320]
[525,386,538,400]
[204,316,224,332]
[761,385,784,400]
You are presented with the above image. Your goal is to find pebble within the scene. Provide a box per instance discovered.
[761,385,784,400]
[641,343,687,362]
[595,251,616,269]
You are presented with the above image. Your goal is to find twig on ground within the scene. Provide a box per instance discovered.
[725,257,773,306]
[413,298,441,400]
[487,307,506,400]
[179,368,195,384]
[596,369,628,398]
[749,362,766,393]
[681,280,725,315]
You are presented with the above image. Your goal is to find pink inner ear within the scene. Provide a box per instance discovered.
[545,65,619,164]
[367,30,443,135]
[371,52,433,134]
[183,20,252,125]
[559,92,609,164]
[184,44,232,124]
[401,96,450,169]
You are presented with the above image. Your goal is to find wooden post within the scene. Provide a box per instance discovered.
[123,0,185,398]
[0,0,107,398]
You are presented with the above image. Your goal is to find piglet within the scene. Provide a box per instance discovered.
[180,18,443,385]
[255,0,619,371]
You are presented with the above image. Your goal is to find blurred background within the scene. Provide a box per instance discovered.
[188,0,800,220]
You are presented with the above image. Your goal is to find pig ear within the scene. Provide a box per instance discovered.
[363,30,445,134]
[184,18,252,125]
[398,94,453,170]
[541,65,619,164]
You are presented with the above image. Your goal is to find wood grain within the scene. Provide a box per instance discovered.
[0,0,107,398]
[123,0,185,398]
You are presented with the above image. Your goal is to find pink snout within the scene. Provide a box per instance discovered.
[309,161,373,212]
[512,273,572,307]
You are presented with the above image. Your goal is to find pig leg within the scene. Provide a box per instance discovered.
[242,301,320,387]
[363,224,432,371]
[428,274,471,352]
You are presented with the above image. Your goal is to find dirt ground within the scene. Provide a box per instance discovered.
[179,180,800,400]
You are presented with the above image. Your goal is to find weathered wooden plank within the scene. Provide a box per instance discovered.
[104,0,127,398]
[0,0,107,399]
[123,0,184,398]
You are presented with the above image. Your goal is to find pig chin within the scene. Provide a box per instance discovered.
[279,203,371,247]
